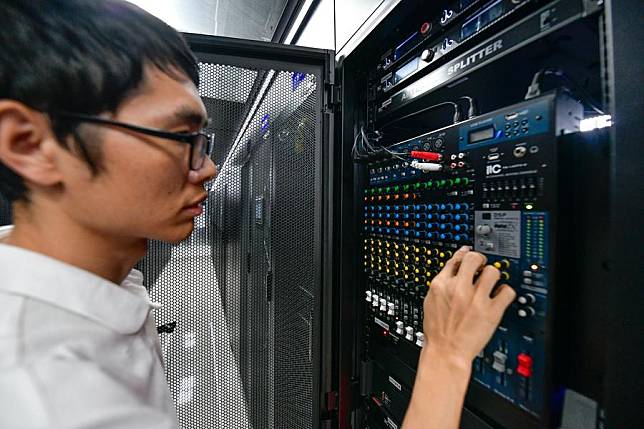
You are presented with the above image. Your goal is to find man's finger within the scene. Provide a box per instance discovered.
[491,284,517,312]
[434,245,470,280]
[455,251,487,282]
[474,265,501,298]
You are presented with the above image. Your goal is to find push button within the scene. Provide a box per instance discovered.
[517,353,533,378]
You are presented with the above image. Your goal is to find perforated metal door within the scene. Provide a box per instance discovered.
[137,37,331,429]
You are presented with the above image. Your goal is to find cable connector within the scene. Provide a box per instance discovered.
[410,160,443,172]
[524,71,543,100]
[410,150,443,161]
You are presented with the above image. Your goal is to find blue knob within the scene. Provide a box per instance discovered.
[403,205,411,211]
[440,204,447,211]
[415,231,423,238]
[440,214,453,221]
[426,232,434,239]
[394,213,401,219]
[444,203,454,211]
[454,213,469,222]
[385,213,391,218]
[427,213,435,221]
[385,205,391,211]
[404,230,411,236]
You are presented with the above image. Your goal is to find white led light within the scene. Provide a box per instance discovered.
[580,115,612,132]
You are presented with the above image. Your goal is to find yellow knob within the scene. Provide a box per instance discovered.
[501,271,510,281]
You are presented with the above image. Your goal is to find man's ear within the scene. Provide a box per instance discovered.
[0,101,63,187]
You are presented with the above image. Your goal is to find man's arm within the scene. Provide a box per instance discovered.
[402,246,516,429]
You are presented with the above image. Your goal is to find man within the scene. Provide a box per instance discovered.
[0,1,515,428]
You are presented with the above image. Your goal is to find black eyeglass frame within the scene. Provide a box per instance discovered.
[53,112,215,170]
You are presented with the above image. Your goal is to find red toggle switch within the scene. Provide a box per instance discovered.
[517,353,533,378]
[411,150,443,161]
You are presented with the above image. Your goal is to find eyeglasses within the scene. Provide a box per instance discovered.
[54,112,215,170]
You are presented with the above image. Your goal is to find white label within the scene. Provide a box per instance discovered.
[388,376,402,391]
[385,417,399,429]
[374,317,389,331]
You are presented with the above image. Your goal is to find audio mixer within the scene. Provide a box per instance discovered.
[360,92,583,428]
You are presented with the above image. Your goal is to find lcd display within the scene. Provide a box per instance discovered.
[461,0,503,39]
[469,126,495,144]
[394,57,420,84]
[394,31,420,60]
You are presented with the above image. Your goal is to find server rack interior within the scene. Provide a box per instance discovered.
[335,0,612,428]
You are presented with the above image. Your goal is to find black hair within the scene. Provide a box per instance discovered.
[0,0,200,202]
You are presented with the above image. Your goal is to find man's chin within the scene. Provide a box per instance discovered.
[154,223,195,244]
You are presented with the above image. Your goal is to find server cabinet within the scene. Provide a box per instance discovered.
[137,36,336,429]
[331,0,640,428]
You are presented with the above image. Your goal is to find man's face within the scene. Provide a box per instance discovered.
[55,66,215,244]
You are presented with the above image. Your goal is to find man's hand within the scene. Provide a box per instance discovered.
[422,245,516,367]
[402,246,516,429]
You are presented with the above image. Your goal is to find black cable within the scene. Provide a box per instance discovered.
[457,96,478,119]
[525,67,605,115]
[378,101,462,132]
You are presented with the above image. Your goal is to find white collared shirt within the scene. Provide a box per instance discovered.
[0,226,178,429]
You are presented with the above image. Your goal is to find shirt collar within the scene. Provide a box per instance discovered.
[0,226,155,335]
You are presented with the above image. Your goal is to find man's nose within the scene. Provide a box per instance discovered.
[188,158,217,185]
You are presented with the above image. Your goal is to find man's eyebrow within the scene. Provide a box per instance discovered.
[172,105,208,128]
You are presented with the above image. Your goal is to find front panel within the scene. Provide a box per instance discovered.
[360,93,581,428]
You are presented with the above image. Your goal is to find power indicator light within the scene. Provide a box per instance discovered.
[530,264,539,271]
[525,204,534,210]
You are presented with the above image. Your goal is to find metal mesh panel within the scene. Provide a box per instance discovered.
[138,61,320,429]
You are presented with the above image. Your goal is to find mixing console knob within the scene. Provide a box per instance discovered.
[493,259,510,269]
[440,214,453,221]
[454,213,469,222]
[454,203,469,211]
[365,291,372,302]
[517,294,536,305]
[454,224,468,232]
[476,224,493,235]
[454,233,469,242]
[387,302,396,316]
[420,48,434,62]
[440,223,453,230]
[440,233,453,241]
[500,272,510,281]
[416,222,427,229]
[379,298,387,312]
[517,307,536,318]
[405,326,414,341]
[395,321,405,335]
[415,332,426,347]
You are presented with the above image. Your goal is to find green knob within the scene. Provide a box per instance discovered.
[393,185,400,192]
